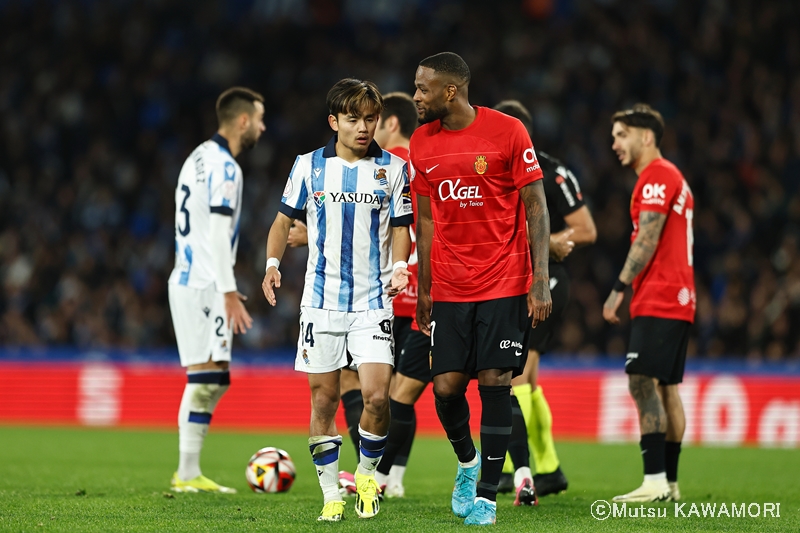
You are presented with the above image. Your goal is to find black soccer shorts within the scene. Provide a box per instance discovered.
[429,294,530,378]
[394,316,432,384]
[625,316,691,384]
[527,262,570,355]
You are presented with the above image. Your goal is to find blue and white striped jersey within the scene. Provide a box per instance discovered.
[168,133,243,290]
[279,136,413,312]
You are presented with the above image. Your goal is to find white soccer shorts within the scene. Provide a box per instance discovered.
[168,284,233,367]
[295,307,395,373]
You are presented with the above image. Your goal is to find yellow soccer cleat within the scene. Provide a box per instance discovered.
[317,500,347,522]
[170,472,237,494]
[354,472,381,518]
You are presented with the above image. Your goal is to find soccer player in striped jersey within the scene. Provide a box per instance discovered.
[262,79,413,522]
[167,87,265,493]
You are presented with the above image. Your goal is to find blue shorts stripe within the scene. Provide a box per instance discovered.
[188,411,212,424]
[187,371,230,385]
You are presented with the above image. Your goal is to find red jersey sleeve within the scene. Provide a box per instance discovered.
[507,119,544,189]
[637,164,680,215]
[408,142,431,197]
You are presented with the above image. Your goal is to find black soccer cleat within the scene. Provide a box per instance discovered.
[533,467,568,497]
[497,473,514,494]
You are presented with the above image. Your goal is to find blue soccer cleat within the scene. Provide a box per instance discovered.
[452,451,481,518]
[464,497,497,526]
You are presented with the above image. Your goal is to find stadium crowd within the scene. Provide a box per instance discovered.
[0,0,798,360]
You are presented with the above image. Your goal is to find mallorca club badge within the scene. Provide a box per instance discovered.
[474,155,488,175]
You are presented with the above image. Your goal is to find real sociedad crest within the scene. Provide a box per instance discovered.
[374,168,388,186]
[474,155,488,175]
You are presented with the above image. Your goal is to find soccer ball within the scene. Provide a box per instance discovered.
[245,447,296,493]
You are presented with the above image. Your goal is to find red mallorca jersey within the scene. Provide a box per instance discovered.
[629,158,696,322]
[386,146,419,326]
[409,106,543,302]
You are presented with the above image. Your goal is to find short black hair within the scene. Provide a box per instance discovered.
[419,52,471,85]
[381,92,418,139]
[216,87,264,126]
[326,78,383,117]
[494,100,532,134]
[611,103,665,146]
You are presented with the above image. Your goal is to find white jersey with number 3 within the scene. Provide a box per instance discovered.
[168,134,243,290]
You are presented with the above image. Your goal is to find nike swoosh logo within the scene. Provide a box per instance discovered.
[487,456,504,461]
[515,351,522,356]
[426,164,440,173]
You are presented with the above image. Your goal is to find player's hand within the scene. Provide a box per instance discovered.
[287,221,308,248]
[527,279,552,328]
[603,290,625,325]
[416,291,433,336]
[549,229,575,262]
[387,267,411,297]
[224,291,253,334]
[262,267,281,307]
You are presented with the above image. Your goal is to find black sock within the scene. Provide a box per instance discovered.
[507,395,530,470]
[640,432,667,475]
[394,407,416,467]
[341,389,364,464]
[377,400,415,476]
[434,391,475,464]
[476,384,512,502]
[665,441,681,482]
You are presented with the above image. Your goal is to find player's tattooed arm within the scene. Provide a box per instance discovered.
[619,210,667,284]
[603,210,667,324]
[520,181,552,326]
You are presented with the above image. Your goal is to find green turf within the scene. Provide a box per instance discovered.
[0,426,796,532]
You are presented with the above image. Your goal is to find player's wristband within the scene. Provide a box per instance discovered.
[613,279,628,292]
[392,261,408,272]
[266,257,281,272]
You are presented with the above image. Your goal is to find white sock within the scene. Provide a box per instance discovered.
[357,426,387,476]
[644,472,667,483]
[459,454,480,468]
[514,466,532,488]
[309,435,342,503]
[176,371,229,481]
[375,471,389,486]
[388,465,406,486]
[475,497,496,508]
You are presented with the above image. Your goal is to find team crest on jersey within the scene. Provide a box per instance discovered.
[313,191,326,207]
[474,155,488,175]
[374,168,388,186]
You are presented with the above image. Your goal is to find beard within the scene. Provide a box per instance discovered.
[240,128,259,151]
[418,103,448,125]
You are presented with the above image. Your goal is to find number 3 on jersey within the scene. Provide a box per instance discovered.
[300,321,315,347]
[178,184,191,236]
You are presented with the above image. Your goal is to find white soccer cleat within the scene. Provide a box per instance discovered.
[612,478,671,503]
[668,481,681,502]
[385,481,405,498]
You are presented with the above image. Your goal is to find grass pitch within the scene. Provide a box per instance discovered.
[0,426,797,532]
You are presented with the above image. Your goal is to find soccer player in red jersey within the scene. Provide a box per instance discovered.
[603,104,695,503]
[410,52,552,525]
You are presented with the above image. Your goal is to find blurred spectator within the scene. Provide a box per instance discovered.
[0,0,798,360]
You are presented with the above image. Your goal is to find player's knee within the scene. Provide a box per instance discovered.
[311,385,340,414]
[361,388,390,416]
